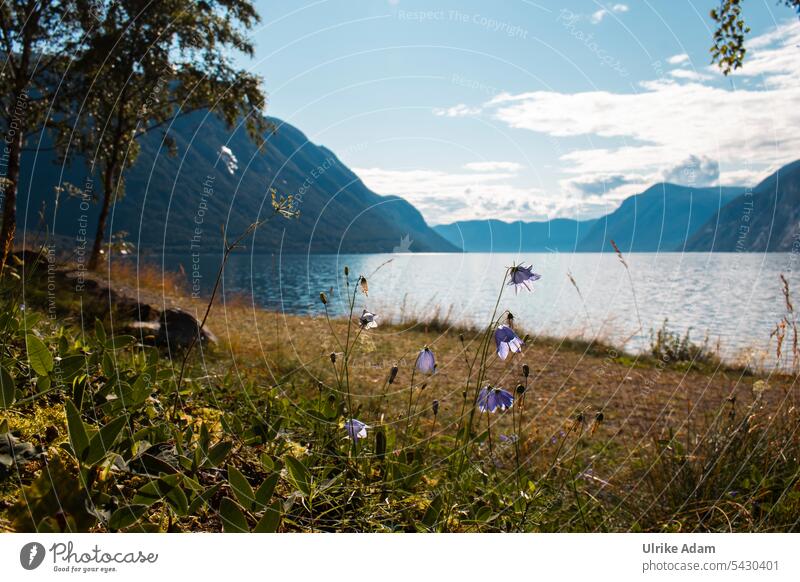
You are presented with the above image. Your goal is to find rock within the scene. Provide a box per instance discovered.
[156,308,217,350]
[0,432,45,475]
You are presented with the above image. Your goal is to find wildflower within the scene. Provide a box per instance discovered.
[415,347,436,374]
[359,309,377,329]
[388,365,398,384]
[477,386,514,413]
[345,419,368,441]
[495,324,524,360]
[507,263,541,293]
[499,434,519,443]
[432,400,439,416]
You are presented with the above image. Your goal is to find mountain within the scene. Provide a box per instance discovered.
[686,160,800,252]
[17,113,458,255]
[434,218,597,252]
[575,183,744,252]
[435,183,743,253]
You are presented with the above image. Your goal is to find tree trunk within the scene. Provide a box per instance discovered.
[0,99,25,274]
[88,165,116,270]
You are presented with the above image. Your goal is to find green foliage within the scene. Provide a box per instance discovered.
[649,319,719,367]
[1,260,797,533]
[711,0,800,74]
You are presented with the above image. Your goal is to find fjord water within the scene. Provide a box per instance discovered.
[171,252,799,364]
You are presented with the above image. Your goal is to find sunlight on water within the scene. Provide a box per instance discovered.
[166,252,800,364]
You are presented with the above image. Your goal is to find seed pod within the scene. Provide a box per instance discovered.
[595,411,604,423]
[516,384,526,395]
[344,266,349,277]
[388,365,398,384]
[359,276,369,296]
[522,364,530,378]
[330,352,337,364]
[432,400,440,416]
[320,291,328,305]
[576,412,585,424]
[376,429,386,460]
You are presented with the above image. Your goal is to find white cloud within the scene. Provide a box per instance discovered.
[463,161,523,172]
[662,155,720,186]
[353,166,557,223]
[432,103,481,117]
[484,20,800,197]
[591,4,628,23]
[668,68,713,82]
[667,53,690,66]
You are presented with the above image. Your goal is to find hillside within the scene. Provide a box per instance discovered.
[575,183,744,252]
[434,217,597,252]
[17,113,458,256]
[687,160,800,252]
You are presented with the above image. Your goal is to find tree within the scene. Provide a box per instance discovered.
[711,0,800,74]
[0,0,82,273]
[66,0,268,270]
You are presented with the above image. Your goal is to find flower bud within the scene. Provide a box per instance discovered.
[330,352,337,364]
[576,412,585,424]
[388,365,398,384]
[595,411,604,423]
[522,363,530,377]
[320,291,328,305]
[344,266,350,277]
[516,384,526,395]
[432,400,439,416]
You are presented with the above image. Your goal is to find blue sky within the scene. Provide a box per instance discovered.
[244,0,799,225]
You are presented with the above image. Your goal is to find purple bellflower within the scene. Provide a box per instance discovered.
[359,309,378,329]
[416,347,436,374]
[507,264,541,293]
[495,324,524,360]
[477,386,514,413]
[345,419,368,441]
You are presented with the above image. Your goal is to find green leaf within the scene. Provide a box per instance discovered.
[204,441,232,467]
[421,495,443,529]
[109,505,148,530]
[285,456,311,496]
[105,335,136,350]
[219,497,249,533]
[94,319,106,343]
[227,466,256,510]
[187,483,222,515]
[86,415,128,465]
[254,473,279,509]
[0,365,16,409]
[65,399,90,462]
[252,500,281,533]
[26,334,53,376]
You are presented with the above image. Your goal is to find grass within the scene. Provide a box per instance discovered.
[1,249,799,533]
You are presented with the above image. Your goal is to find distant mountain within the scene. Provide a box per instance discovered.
[686,160,800,252]
[436,183,743,253]
[576,183,744,252]
[18,113,458,255]
[434,218,597,252]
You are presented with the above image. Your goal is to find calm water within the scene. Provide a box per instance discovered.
[164,252,800,365]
